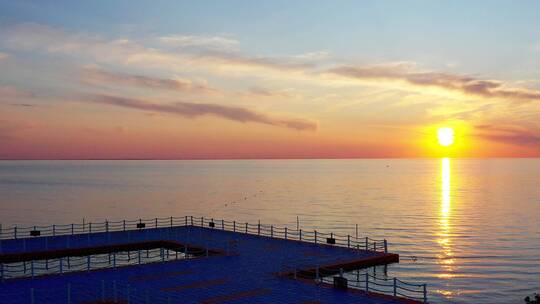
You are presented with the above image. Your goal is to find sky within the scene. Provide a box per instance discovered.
[1,0,540,159]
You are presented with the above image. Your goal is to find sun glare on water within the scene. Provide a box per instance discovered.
[438,127,454,147]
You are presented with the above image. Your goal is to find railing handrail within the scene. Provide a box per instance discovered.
[0,215,388,253]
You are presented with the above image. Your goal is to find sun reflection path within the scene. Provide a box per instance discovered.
[437,157,456,297]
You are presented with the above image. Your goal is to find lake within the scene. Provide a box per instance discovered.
[0,159,539,303]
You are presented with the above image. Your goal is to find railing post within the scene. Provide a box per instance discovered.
[373,241,376,251]
[53,224,56,236]
[384,240,388,253]
[0,263,4,282]
[123,220,126,231]
[185,216,188,226]
[106,221,109,233]
[348,235,351,248]
[190,216,193,225]
[67,283,71,304]
[423,284,427,303]
[285,227,287,239]
[87,255,90,272]
[71,223,74,235]
[59,257,63,274]
[257,221,260,235]
[31,260,34,278]
[233,221,236,232]
[170,216,173,228]
[89,222,92,233]
[101,280,105,301]
[365,272,369,292]
[113,280,117,302]
[299,229,302,241]
[113,252,116,268]
[155,218,158,228]
[245,223,248,233]
[201,217,204,226]
[14,226,17,239]
[271,225,273,237]
[222,219,224,230]
[138,250,141,265]
[365,237,368,250]
[314,230,317,244]
[393,277,397,296]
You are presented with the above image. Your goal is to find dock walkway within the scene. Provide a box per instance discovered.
[0,217,427,303]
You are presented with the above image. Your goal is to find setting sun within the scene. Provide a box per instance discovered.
[438,127,455,147]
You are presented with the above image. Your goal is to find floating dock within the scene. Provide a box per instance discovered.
[0,216,428,303]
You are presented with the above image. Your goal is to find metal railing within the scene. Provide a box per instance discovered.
[0,215,387,254]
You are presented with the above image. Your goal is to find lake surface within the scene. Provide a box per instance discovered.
[0,159,539,303]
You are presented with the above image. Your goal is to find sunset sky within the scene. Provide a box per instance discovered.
[1,1,539,159]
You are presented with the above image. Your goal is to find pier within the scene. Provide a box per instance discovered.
[0,216,428,303]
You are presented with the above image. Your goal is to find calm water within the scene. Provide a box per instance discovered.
[1,159,539,303]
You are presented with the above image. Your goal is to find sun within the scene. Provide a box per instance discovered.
[437,127,454,147]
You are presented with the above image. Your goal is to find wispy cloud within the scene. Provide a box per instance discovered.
[81,67,216,93]
[475,124,540,146]
[158,35,238,49]
[328,63,540,102]
[87,94,317,131]
[0,86,35,99]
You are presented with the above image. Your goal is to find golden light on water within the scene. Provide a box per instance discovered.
[437,127,455,147]
[437,157,456,296]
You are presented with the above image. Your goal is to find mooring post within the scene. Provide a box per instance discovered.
[365,272,369,292]
[67,283,71,304]
[314,230,318,244]
[347,235,351,248]
[393,277,397,296]
[423,284,427,303]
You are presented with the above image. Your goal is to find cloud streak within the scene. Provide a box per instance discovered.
[328,63,540,102]
[87,95,317,131]
[474,124,540,146]
[81,67,215,93]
